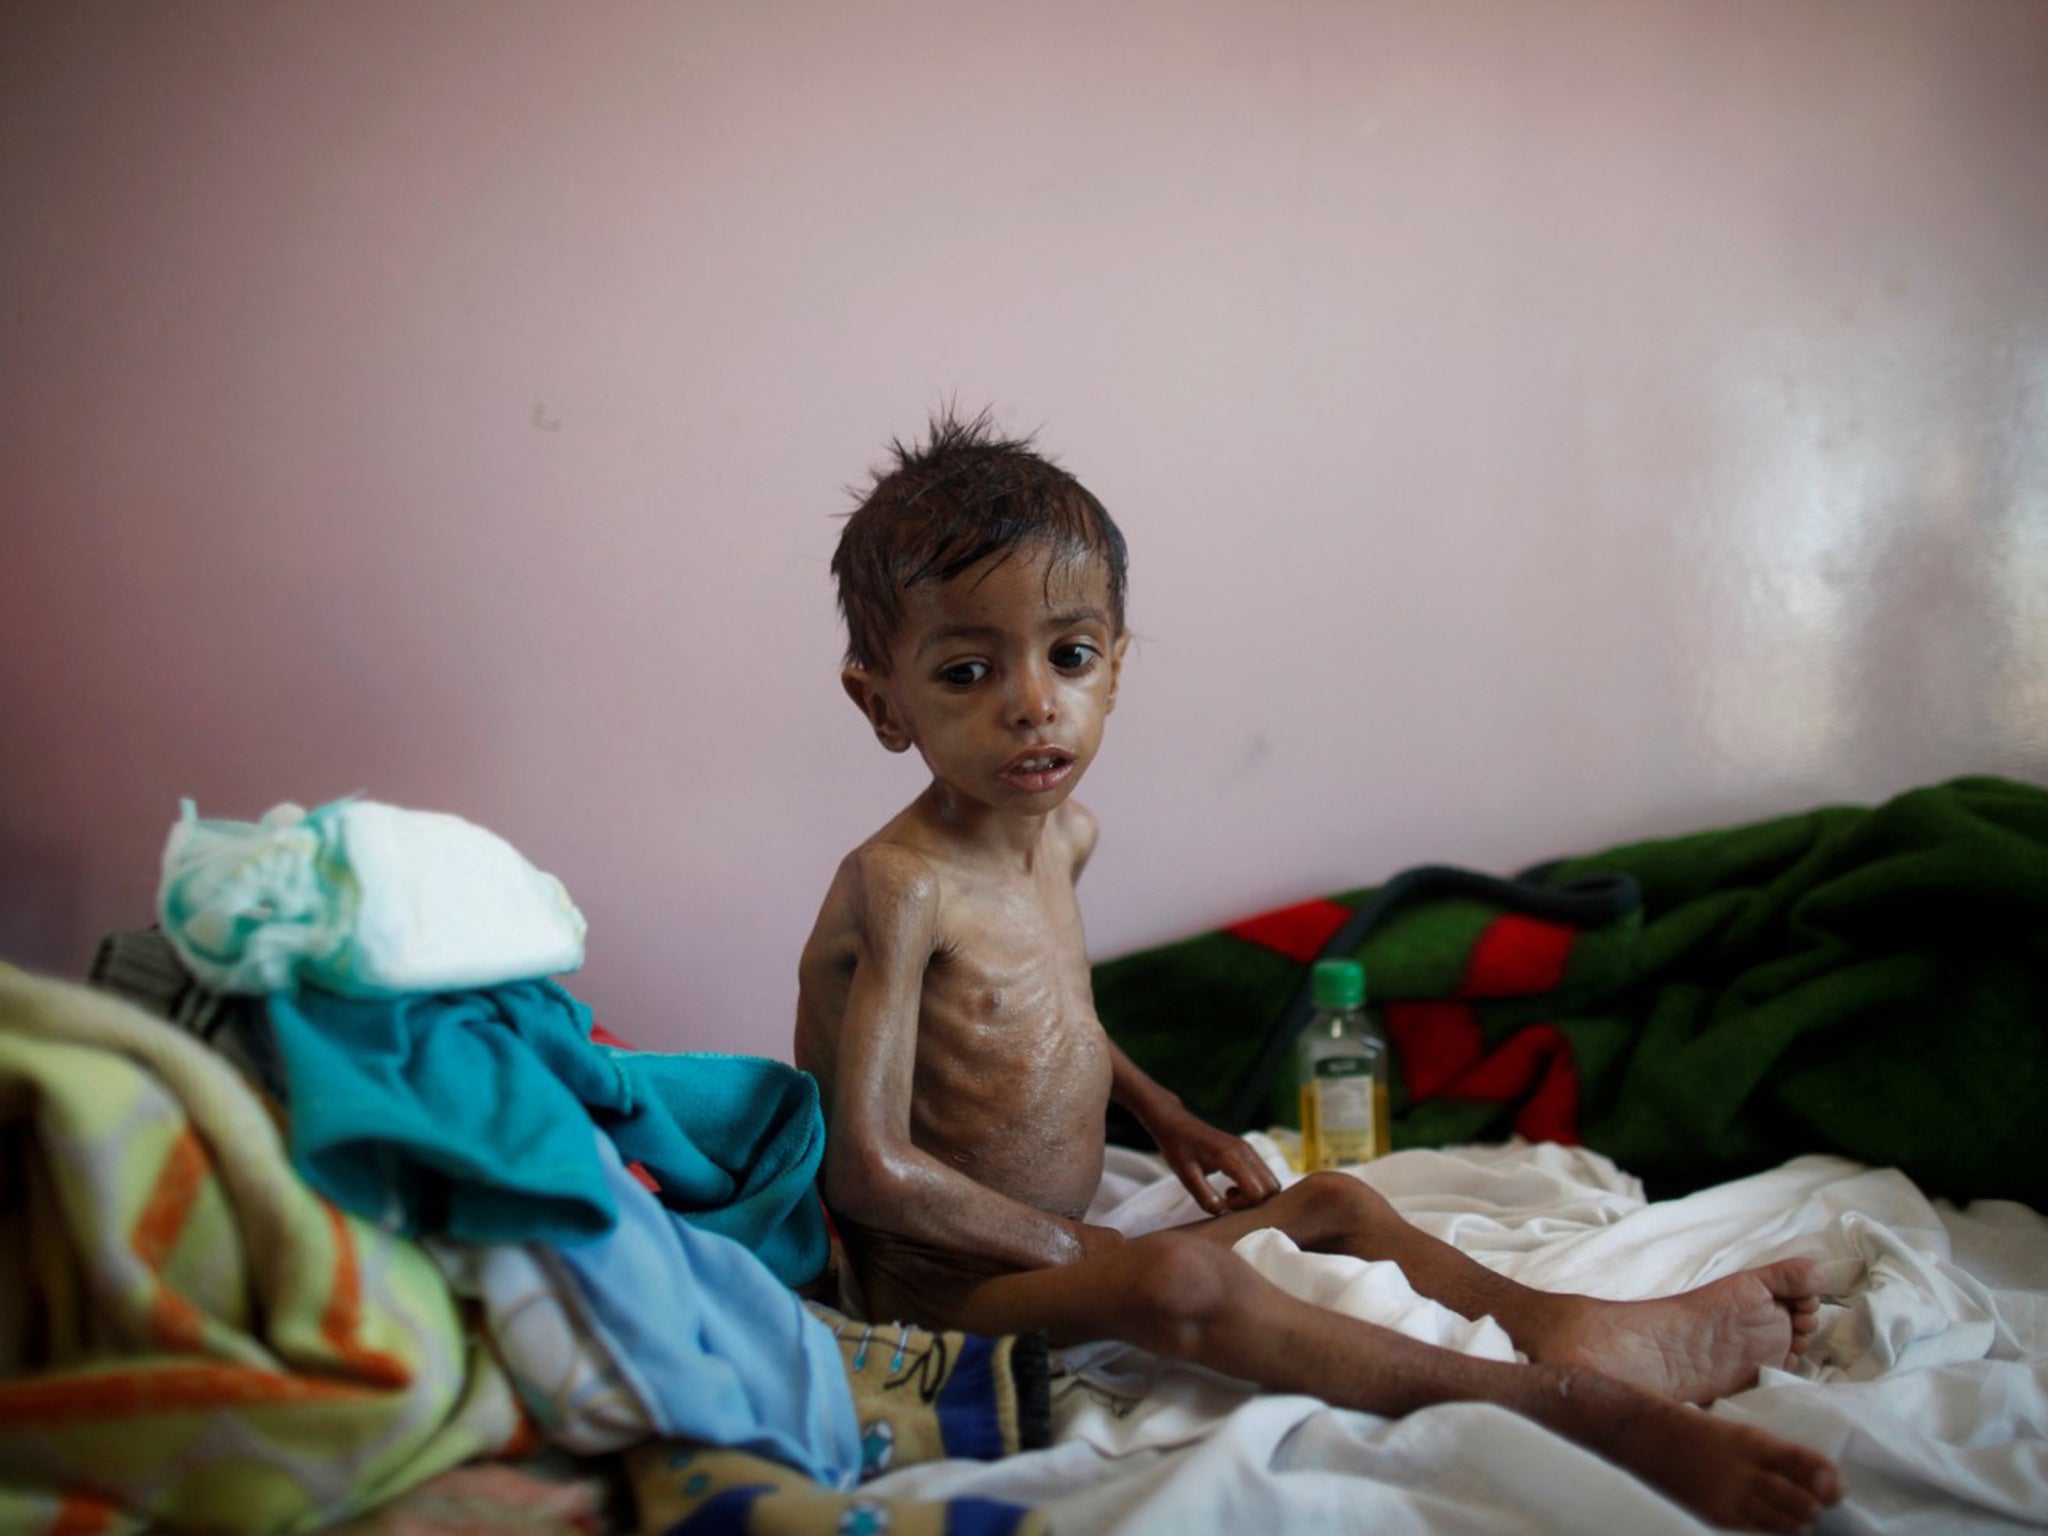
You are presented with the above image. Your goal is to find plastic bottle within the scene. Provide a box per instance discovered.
[1297,958,1391,1171]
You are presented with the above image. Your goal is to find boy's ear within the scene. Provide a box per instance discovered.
[1105,632,1132,714]
[842,667,914,753]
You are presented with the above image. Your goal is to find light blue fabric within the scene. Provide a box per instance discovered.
[264,980,829,1284]
[557,1139,862,1487]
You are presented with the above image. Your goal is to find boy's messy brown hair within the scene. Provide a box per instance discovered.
[832,408,1129,672]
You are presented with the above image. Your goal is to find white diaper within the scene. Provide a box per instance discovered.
[159,797,587,996]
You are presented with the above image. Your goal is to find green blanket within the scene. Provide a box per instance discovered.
[1094,776,2048,1206]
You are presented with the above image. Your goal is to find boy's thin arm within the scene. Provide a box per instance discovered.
[1107,1037,1280,1214]
[822,845,1119,1270]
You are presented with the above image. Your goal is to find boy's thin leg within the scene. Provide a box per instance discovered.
[947,1231,1839,1535]
[1171,1172,1823,1405]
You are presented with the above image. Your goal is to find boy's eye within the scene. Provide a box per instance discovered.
[1052,643,1100,672]
[938,661,990,688]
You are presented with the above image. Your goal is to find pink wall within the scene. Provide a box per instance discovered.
[4,1,2044,1058]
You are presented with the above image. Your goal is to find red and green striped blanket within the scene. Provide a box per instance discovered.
[1094,776,2048,1206]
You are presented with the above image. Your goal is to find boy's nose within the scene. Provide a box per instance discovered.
[1010,670,1057,726]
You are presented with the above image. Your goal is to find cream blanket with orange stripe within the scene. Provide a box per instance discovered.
[0,967,526,1535]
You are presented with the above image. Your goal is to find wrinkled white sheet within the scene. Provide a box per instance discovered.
[862,1139,2048,1534]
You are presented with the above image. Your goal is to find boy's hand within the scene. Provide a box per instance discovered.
[1152,1110,1282,1216]
[1104,1037,1281,1215]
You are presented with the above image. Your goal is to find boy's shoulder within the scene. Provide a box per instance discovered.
[799,837,941,987]
[814,809,957,946]
[1060,799,1100,867]
[835,836,942,914]
[825,796,1099,916]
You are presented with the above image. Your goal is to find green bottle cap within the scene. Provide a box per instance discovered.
[1311,958,1365,1009]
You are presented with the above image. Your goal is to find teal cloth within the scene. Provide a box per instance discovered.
[265,980,829,1286]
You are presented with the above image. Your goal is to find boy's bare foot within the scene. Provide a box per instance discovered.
[1562,1375,1843,1534]
[1534,1258,1825,1404]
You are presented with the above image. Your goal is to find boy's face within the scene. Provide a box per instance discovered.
[843,543,1128,817]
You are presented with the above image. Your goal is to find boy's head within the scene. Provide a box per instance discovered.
[831,409,1128,674]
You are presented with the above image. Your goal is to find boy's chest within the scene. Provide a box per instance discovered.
[926,877,1098,1038]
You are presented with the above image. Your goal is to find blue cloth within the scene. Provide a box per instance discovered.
[265,979,829,1285]
[556,1139,862,1487]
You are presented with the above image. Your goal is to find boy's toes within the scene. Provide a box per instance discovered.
[1772,1443,1844,1506]
[1812,1462,1845,1506]
[1745,1475,1824,1534]
[1753,1441,1851,1507]
[1756,1257,1826,1302]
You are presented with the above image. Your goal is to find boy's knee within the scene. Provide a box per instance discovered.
[1293,1170,1400,1237]
[1113,1233,1246,1359]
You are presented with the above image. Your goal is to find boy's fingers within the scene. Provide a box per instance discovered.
[1228,1147,1280,1199]
[1180,1161,1225,1212]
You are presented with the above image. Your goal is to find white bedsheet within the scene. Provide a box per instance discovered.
[862,1139,2048,1534]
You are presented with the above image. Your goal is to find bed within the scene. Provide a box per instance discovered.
[858,1137,2048,1534]
[4,777,2044,1534]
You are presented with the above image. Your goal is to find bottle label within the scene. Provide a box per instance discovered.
[1303,1059,1379,1170]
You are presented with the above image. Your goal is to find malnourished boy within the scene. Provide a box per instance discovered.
[795,414,1844,1533]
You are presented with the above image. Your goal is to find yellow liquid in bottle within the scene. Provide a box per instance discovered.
[1301,1066,1380,1171]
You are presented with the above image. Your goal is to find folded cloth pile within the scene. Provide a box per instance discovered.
[1,967,1052,1535]
[2,797,1053,1535]
[153,799,829,1285]
[113,795,848,1466]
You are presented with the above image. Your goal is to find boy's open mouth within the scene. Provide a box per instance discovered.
[1000,748,1074,793]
